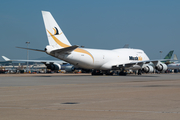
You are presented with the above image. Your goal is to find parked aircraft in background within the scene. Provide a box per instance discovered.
[0,59,12,65]
[2,56,75,72]
[164,50,174,59]
[173,54,178,61]
[167,54,180,70]
[17,11,169,75]
[162,50,174,64]
[168,63,180,70]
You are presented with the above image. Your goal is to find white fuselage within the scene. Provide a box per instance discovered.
[168,63,180,70]
[49,48,150,70]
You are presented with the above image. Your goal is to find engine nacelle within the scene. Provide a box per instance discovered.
[142,65,154,73]
[46,63,61,71]
[155,63,167,71]
[65,66,75,72]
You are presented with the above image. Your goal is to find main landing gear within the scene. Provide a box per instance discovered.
[91,70,114,76]
[119,71,127,76]
[91,69,143,76]
[118,68,127,76]
[91,70,103,75]
[137,69,142,75]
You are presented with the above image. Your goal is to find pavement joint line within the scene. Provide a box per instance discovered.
[0,107,179,114]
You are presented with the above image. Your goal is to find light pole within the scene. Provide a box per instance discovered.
[26,42,30,72]
[159,51,162,59]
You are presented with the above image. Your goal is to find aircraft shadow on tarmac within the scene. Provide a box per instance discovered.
[31,74,160,78]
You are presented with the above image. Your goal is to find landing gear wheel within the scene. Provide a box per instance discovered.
[119,72,127,76]
[119,68,127,76]
[138,69,142,75]
[91,70,103,75]
[104,70,114,75]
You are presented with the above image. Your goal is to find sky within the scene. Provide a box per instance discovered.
[0,0,179,61]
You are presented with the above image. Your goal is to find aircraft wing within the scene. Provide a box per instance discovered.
[116,59,171,68]
[2,56,65,64]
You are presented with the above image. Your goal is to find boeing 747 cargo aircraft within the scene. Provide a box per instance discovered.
[17,11,169,75]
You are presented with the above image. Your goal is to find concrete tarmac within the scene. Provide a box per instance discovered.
[0,73,180,120]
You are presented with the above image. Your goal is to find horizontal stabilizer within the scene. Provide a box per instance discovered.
[50,45,79,54]
[16,47,45,52]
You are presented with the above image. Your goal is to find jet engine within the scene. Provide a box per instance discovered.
[155,63,167,71]
[142,65,154,73]
[46,63,61,71]
[65,66,75,72]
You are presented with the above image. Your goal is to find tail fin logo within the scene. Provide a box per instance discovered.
[47,28,94,63]
[53,27,59,35]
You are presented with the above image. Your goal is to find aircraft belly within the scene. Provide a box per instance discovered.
[66,52,94,69]
[78,54,94,69]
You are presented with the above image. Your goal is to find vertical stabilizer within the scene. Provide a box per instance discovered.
[164,50,174,59]
[42,11,71,48]
[2,56,11,61]
[173,54,178,61]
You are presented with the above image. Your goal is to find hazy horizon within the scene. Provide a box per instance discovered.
[0,1,179,61]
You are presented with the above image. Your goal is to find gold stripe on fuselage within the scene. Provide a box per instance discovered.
[47,29,94,62]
